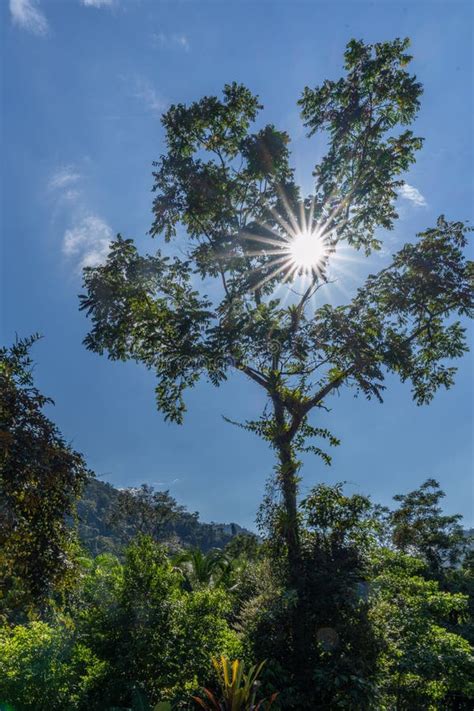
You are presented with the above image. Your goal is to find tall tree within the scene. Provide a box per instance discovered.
[391,478,466,578]
[111,483,185,540]
[0,336,89,617]
[250,483,383,709]
[80,39,473,670]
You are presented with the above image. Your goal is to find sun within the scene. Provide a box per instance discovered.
[239,194,340,291]
[289,229,327,272]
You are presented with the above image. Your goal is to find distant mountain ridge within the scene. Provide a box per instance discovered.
[77,478,251,556]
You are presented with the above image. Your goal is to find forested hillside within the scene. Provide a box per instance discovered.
[77,478,252,556]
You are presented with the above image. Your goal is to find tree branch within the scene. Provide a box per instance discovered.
[234,362,269,391]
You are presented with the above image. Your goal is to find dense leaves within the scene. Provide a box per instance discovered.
[390,478,467,576]
[371,551,473,709]
[0,621,107,711]
[63,536,241,709]
[1,480,473,710]
[300,38,424,249]
[0,337,89,618]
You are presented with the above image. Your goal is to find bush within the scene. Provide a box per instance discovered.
[0,621,106,710]
[73,536,241,709]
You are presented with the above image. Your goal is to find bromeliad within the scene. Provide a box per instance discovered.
[192,657,278,710]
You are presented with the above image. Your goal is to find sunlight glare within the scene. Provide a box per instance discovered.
[289,229,327,273]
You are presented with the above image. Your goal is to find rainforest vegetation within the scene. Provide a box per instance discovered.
[1,336,473,709]
[1,38,473,710]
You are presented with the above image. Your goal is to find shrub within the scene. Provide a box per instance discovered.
[0,621,106,710]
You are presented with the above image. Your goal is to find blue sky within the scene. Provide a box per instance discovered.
[2,0,473,529]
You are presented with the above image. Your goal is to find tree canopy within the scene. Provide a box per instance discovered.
[80,37,472,464]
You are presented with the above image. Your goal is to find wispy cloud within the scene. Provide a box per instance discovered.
[398,183,427,208]
[131,76,167,116]
[153,32,190,52]
[9,0,49,36]
[81,0,114,8]
[61,189,81,202]
[47,164,112,271]
[48,166,82,192]
[48,165,83,207]
[63,215,113,270]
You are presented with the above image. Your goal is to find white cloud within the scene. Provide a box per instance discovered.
[48,165,82,206]
[398,183,427,208]
[63,215,113,270]
[48,165,112,271]
[131,77,166,116]
[63,189,81,202]
[9,0,49,36]
[48,166,82,191]
[81,0,114,7]
[153,32,190,52]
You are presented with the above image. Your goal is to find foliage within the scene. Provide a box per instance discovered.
[243,483,382,709]
[72,536,241,709]
[173,548,229,589]
[112,484,187,539]
[80,38,471,436]
[0,336,89,619]
[370,550,474,709]
[192,657,278,710]
[299,38,423,248]
[0,480,472,710]
[224,534,260,563]
[446,547,474,644]
[390,478,466,577]
[0,621,106,710]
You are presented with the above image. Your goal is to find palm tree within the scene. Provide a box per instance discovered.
[173,548,228,588]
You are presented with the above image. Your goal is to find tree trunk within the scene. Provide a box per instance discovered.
[277,439,302,588]
[272,394,302,582]
[272,395,310,685]
[276,438,313,694]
